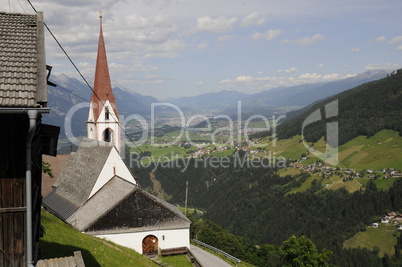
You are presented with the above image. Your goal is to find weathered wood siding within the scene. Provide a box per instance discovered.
[86,190,183,232]
[0,114,43,266]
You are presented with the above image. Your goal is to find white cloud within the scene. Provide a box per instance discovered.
[299,72,321,80]
[196,16,238,33]
[388,36,402,44]
[251,29,283,41]
[277,67,298,73]
[144,39,186,58]
[240,12,266,27]
[370,36,386,42]
[281,34,325,46]
[111,14,178,43]
[344,74,357,78]
[235,76,254,82]
[398,45,402,51]
[323,73,339,80]
[198,41,209,49]
[197,81,204,86]
[317,64,324,68]
[351,48,360,52]
[219,71,345,92]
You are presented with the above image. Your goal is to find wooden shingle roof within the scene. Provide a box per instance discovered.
[67,176,191,233]
[50,138,115,206]
[36,251,85,267]
[0,12,47,107]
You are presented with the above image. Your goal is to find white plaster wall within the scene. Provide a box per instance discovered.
[96,100,121,151]
[87,103,96,139]
[88,148,137,198]
[96,228,190,254]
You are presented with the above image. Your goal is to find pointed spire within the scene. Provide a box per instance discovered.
[91,12,118,120]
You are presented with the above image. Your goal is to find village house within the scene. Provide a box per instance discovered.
[0,11,59,266]
[381,217,389,224]
[43,14,190,255]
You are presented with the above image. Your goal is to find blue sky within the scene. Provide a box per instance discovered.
[4,0,402,99]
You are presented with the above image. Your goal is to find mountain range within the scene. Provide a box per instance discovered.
[169,69,389,116]
[43,70,389,140]
[43,74,159,139]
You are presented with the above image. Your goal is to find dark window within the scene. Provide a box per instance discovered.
[105,109,110,120]
[104,128,111,142]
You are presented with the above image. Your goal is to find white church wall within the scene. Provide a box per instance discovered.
[88,148,137,198]
[87,103,96,139]
[96,228,190,254]
[96,99,121,151]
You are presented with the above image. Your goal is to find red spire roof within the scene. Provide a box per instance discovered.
[91,16,118,120]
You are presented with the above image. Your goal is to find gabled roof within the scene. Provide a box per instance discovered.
[66,176,136,231]
[51,138,114,206]
[67,176,190,233]
[0,12,47,107]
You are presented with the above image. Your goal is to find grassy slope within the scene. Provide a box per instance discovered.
[276,129,401,192]
[343,223,400,257]
[161,255,192,267]
[40,211,157,267]
[272,129,402,171]
[337,129,402,170]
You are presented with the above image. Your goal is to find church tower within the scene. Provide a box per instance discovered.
[87,12,120,151]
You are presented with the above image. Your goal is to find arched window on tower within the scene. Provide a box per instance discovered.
[103,128,112,142]
[105,108,110,120]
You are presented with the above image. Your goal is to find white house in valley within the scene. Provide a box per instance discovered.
[43,14,190,255]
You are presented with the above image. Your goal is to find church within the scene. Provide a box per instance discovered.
[43,14,190,255]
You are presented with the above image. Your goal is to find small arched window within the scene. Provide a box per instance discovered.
[105,108,110,120]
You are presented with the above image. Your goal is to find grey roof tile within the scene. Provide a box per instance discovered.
[42,190,79,221]
[0,12,43,107]
[52,138,114,206]
[67,176,190,232]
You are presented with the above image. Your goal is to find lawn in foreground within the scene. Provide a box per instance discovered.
[40,210,157,267]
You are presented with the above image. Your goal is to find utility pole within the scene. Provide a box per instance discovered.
[184,181,189,216]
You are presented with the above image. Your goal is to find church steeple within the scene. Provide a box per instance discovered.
[87,12,121,151]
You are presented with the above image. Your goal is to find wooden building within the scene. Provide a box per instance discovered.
[0,11,59,266]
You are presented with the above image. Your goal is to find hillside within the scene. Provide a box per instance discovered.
[344,223,400,257]
[130,127,402,266]
[270,129,402,171]
[40,211,157,266]
[269,69,402,146]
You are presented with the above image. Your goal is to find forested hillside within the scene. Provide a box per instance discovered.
[128,69,402,266]
[254,69,402,146]
[134,157,402,266]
